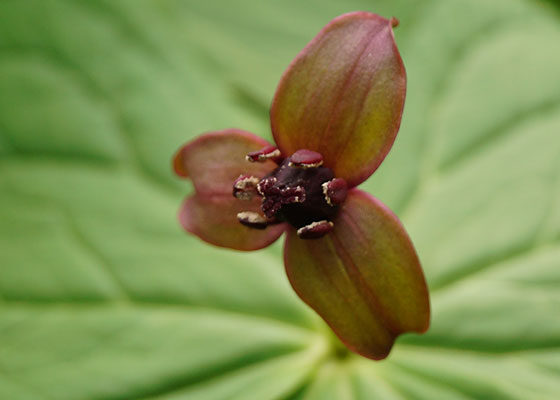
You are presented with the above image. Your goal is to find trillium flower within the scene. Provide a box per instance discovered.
[173,12,430,360]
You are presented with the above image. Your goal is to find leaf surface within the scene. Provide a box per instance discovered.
[1,0,560,399]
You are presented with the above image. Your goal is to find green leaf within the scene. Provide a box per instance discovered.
[1,0,559,399]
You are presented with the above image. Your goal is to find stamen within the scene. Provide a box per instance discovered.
[297,220,334,239]
[237,211,268,229]
[322,178,348,206]
[236,153,344,232]
[246,146,282,163]
[259,176,306,219]
[288,149,323,168]
[233,175,260,200]
[280,186,306,204]
[261,197,283,218]
[257,176,277,196]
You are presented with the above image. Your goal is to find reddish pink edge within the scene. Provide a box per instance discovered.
[349,189,431,333]
[344,25,407,188]
[270,12,407,188]
[179,197,287,252]
[172,128,274,178]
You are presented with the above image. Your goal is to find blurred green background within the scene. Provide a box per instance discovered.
[1,0,559,399]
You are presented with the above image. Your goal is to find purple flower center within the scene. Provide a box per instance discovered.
[235,148,348,239]
[259,159,337,228]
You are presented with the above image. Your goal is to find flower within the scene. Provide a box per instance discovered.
[173,12,430,360]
